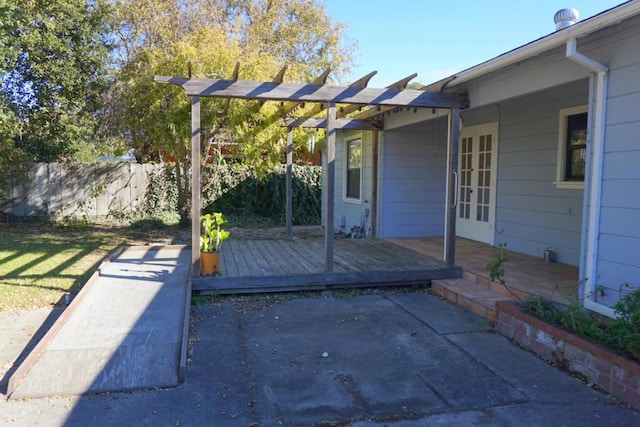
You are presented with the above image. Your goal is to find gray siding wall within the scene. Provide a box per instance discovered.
[589,16,640,305]
[331,130,374,235]
[379,117,448,238]
[463,80,588,266]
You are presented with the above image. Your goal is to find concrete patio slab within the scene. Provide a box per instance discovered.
[1,291,638,426]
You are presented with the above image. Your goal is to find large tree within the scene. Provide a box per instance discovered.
[107,0,354,225]
[0,0,113,162]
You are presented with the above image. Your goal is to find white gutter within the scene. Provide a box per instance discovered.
[565,38,613,317]
[444,1,639,88]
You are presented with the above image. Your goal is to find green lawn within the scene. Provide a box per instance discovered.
[0,224,179,310]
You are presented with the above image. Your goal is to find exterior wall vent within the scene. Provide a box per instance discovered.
[554,8,579,30]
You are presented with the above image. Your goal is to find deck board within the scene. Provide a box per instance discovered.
[220,243,239,276]
[242,240,275,276]
[333,239,393,271]
[193,238,461,294]
[274,240,319,274]
[305,238,354,273]
[245,240,286,276]
[259,240,299,275]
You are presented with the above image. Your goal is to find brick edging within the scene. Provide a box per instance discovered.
[495,300,640,410]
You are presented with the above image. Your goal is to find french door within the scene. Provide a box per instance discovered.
[456,122,498,244]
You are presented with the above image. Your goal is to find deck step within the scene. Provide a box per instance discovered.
[431,278,514,323]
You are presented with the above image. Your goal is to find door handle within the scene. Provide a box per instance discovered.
[452,170,459,209]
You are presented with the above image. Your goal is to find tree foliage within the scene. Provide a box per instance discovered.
[0,0,113,162]
[105,0,354,224]
[0,0,354,223]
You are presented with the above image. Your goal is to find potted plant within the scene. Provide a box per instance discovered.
[200,212,230,275]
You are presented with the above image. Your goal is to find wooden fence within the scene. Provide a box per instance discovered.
[1,162,162,219]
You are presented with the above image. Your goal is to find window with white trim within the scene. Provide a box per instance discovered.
[345,138,361,200]
[556,105,588,189]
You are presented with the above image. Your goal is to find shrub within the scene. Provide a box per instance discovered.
[522,287,640,362]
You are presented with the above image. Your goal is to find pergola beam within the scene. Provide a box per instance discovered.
[218,62,240,114]
[302,71,378,120]
[258,65,289,108]
[353,105,396,120]
[282,117,378,130]
[281,68,331,115]
[154,76,468,109]
[337,73,417,118]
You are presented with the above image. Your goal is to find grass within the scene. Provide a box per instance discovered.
[0,222,181,310]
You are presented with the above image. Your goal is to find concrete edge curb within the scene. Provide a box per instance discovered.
[115,244,189,253]
[178,279,192,383]
[6,245,127,399]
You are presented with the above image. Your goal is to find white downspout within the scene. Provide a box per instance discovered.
[565,38,613,317]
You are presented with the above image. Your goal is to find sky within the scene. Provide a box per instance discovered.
[322,0,628,86]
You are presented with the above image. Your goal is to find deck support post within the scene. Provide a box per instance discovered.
[371,130,379,238]
[444,108,460,267]
[325,102,336,272]
[191,96,202,277]
[286,127,293,240]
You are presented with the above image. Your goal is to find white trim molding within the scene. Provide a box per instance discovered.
[555,105,587,190]
[343,136,363,203]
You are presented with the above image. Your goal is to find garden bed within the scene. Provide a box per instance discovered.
[496,300,640,410]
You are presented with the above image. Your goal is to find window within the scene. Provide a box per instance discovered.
[556,106,588,189]
[346,138,361,200]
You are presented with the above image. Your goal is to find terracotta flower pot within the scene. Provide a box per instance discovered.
[200,251,220,275]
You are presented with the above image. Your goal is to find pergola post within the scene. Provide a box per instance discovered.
[324,102,336,273]
[191,96,202,277]
[286,127,293,240]
[444,108,460,267]
[371,130,379,238]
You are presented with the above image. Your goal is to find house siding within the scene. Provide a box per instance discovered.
[378,117,448,238]
[330,130,374,235]
[461,80,588,266]
[592,17,640,304]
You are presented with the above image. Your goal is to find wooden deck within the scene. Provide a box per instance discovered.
[191,238,461,294]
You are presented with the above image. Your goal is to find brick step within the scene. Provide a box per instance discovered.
[431,278,514,323]
[461,270,530,300]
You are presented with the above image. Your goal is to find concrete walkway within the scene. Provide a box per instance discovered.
[1,291,638,426]
[5,245,191,398]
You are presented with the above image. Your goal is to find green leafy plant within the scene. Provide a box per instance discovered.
[612,285,640,360]
[486,242,508,286]
[200,212,230,252]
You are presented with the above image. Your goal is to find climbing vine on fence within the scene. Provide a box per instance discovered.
[144,164,322,225]
[203,164,322,224]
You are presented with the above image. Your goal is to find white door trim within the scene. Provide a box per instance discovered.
[456,121,499,245]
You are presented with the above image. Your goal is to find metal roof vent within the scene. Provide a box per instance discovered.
[554,8,579,30]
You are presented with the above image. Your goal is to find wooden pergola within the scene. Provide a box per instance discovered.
[155,69,468,278]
